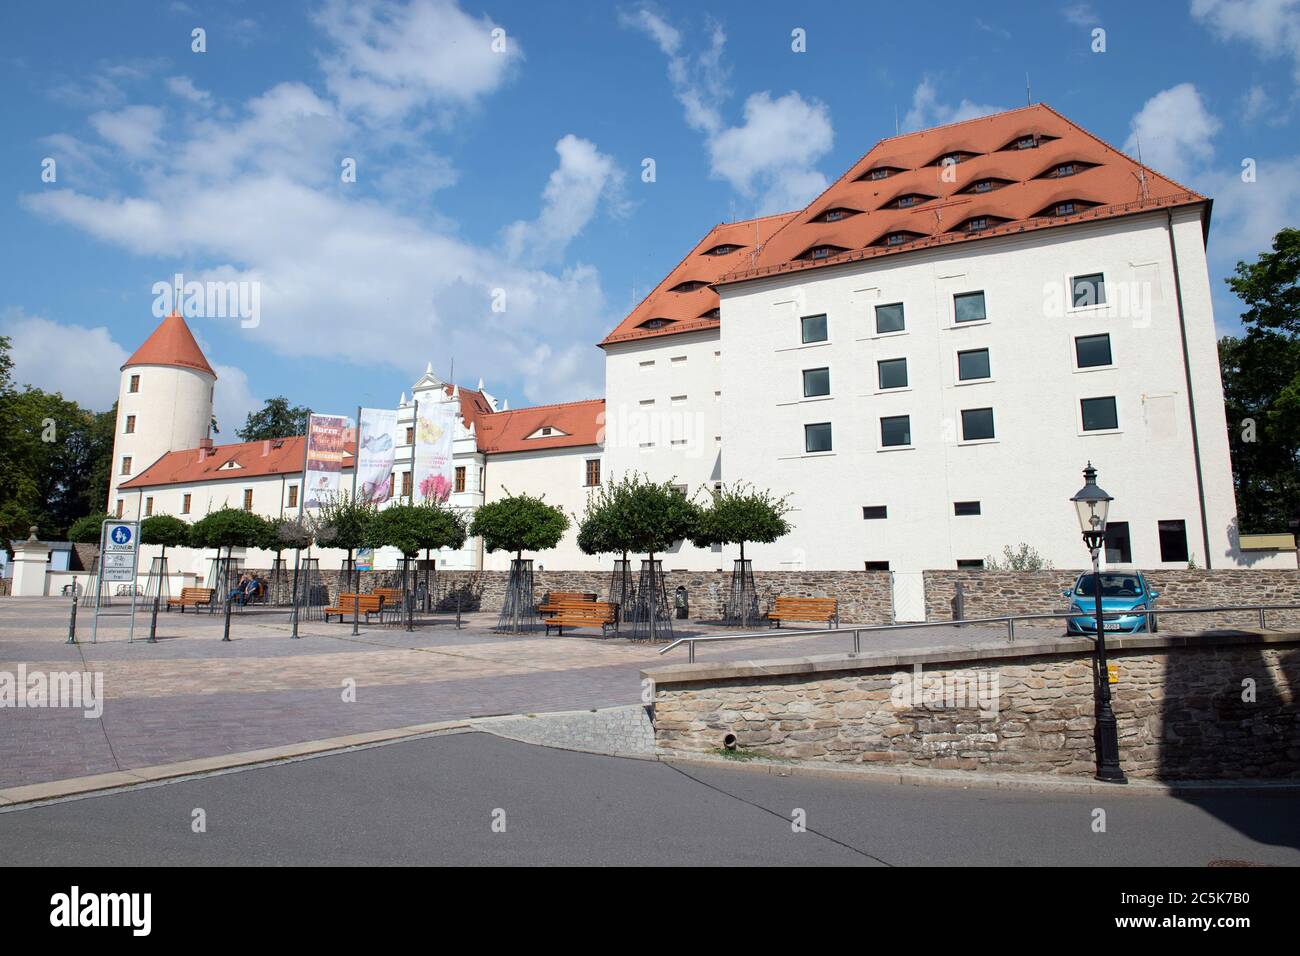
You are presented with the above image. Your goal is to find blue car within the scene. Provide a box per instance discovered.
[1063,571,1159,635]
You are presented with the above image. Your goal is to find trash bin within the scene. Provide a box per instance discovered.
[674,586,689,620]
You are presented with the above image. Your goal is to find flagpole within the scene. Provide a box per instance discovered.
[291,414,312,639]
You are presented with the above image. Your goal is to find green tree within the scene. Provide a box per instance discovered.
[1220,227,1300,533]
[691,481,792,561]
[469,492,569,562]
[317,492,379,591]
[68,511,110,544]
[189,507,269,558]
[371,501,467,558]
[235,396,311,441]
[140,514,190,559]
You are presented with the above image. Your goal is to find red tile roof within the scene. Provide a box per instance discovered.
[475,399,604,454]
[119,436,352,490]
[599,212,798,346]
[718,104,1206,285]
[122,312,216,377]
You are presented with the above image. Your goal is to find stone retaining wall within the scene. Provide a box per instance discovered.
[645,633,1300,780]
[923,569,1300,629]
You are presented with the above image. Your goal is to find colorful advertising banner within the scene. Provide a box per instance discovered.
[355,407,399,504]
[303,413,352,509]
[412,399,457,502]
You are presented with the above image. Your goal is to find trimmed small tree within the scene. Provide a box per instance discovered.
[189,507,269,602]
[577,475,638,622]
[609,476,700,640]
[316,492,379,595]
[470,492,569,632]
[370,501,467,629]
[68,511,110,544]
[692,482,793,626]
[140,514,190,604]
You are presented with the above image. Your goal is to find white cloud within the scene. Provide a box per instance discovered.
[314,0,523,123]
[1206,154,1300,261]
[1192,0,1300,81]
[903,77,1006,132]
[0,310,128,408]
[502,134,626,265]
[209,362,260,439]
[165,76,212,106]
[624,8,831,214]
[1061,3,1099,27]
[1123,83,1221,184]
[89,105,163,157]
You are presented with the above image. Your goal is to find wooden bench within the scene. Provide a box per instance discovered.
[537,591,598,614]
[768,596,838,629]
[374,588,407,623]
[544,601,617,636]
[167,587,215,612]
[323,593,383,623]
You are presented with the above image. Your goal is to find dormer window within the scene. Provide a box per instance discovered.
[637,317,675,330]
[998,132,1057,151]
[858,165,904,182]
[1035,199,1097,218]
[526,425,570,440]
[961,177,1013,195]
[798,243,850,261]
[1015,136,1036,149]
[699,308,720,320]
[814,207,861,223]
[670,280,708,293]
[1038,160,1095,180]
[884,193,935,210]
[932,150,978,167]
[702,243,742,256]
[954,216,1009,234]
[877,231,923,248]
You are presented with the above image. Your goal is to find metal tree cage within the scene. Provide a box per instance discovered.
[724,558,759,627]
[632,558,672,642]
[496,557,539,633]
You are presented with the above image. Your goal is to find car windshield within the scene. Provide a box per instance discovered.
[1075,574,1143,598]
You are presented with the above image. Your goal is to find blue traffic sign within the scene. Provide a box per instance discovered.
[110,525,133,546]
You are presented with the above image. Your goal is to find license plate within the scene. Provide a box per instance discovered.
[1103,621,1124,631]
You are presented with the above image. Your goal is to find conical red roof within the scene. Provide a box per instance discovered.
[121,312,216,377]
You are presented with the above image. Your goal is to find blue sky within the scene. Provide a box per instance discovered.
[1,0,1297,434]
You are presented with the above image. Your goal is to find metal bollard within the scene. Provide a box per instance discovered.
[455,591,462,630]
[222,596,233,642]
[66,591,78,644]
[149,596,159,643]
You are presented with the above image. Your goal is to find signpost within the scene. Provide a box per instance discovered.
[93,519,141,643]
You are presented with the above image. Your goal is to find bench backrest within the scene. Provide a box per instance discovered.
[553,601,616,621]
[181,587,214,601]
[338,593,382,610]
[774,596,837,612]
[547,591,596,603]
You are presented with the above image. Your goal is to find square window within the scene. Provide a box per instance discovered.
[954,501,981,516]
[1081,396,1119,431]
[801,314,827,343]
[802,367,830,397]
[956,559,985,569]
[1071,272,1106,308]
[880,415,911,447]
[864,560,891,571]
[957,348,990,381]
[875,302,905,334]
[954,291,986,323]
[1104,521,1131,563]
[1075,333,1112,368]
[1158,520,1189,563]
[960,407,995,441]
[877,357,908,390]
[805,422,832,453]
[862,505,888,520]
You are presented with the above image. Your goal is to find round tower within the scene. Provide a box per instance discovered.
[107,311,216,519]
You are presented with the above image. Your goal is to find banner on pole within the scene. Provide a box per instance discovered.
[356,407,399,503]
[303,413,352,509]
[412,400,457,502]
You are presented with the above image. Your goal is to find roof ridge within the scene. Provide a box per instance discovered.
[878,102,1042,144]
[482,397,604,417]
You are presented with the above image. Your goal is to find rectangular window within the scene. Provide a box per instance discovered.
[182,493,192,514]
[880,415,911,447]
[145,496,154,517]
[1158,520,1189,563]
[121,456,132,475]
[954,291,986,324]
[125,415,136,434]
[243,488,253,511]
[671,355,687,365]
[802,367,830,397]
[877,357,908,390]
[957,559,985,569]
[287,486,298,509]
[957,348,990,381]
[953,501,981,516]
[864,560,891,571]
[639,360,655,370]
[1104,521,1131,564]
[115,499,124,518]
[1071,272,1106,308]
[874,302,905,334]
[670,394,687,405]
[128,374,140,393]
[804,422,832,453]
[405,426,414,445]
[960,407,995,441]
[454,466,466,493]
[1081,396,1119,431]
[862,505,888,520]
[800,313,828,343]
[584,459,600,487]
[401,472,412,498]
[1074,333,1113,368]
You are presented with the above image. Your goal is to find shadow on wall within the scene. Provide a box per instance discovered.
[1157,642,1300,854]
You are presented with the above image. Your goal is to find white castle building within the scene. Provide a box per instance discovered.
[105,104,1295,595]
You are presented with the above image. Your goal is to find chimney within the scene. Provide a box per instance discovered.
[262,439,271,457]
[198,436,214,462]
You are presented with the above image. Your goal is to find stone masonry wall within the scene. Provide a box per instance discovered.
[650,636,1300,779]
[923,569,1300,629]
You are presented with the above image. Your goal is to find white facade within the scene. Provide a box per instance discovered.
[717,207,1242,572]
[602,328,726,570]
[480,445,604,570]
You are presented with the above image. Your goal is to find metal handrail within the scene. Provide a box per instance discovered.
[657,603,1300,663]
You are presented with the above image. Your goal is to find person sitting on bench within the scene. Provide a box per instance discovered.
[228,573,252,605]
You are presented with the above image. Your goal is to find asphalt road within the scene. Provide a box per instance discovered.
[1,732,1296,866]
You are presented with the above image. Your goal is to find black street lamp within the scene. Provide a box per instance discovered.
[1070,462,1127,784]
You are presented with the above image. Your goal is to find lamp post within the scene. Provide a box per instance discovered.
[1070,462,1127,784]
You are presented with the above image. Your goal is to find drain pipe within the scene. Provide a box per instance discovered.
[1166,209,1213,569]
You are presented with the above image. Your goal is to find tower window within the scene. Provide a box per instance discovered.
[129,374,140,393]
[405,426,414,445]
[125,415,136,434]
[121,456,132,475]
[455,466,467,493]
